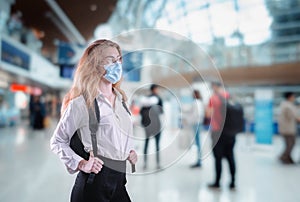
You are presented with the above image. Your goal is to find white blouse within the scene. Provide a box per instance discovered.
[50,90,134,174]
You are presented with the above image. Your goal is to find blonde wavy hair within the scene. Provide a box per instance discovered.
[61,39,127,114]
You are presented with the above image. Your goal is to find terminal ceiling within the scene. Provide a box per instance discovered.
[11,0,118,53]
[9,0,300,87]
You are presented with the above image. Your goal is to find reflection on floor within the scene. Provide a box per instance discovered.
[0,120,299,202]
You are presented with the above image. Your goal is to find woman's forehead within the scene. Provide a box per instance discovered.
[101,46,120,57]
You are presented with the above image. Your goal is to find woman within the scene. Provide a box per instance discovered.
[50,39,137,202]
[189,89,204,168]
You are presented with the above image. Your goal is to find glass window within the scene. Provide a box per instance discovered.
[238,3,272,45]
[209,1,237,37]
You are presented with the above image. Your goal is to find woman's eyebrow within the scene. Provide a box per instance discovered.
[103,55,122,61]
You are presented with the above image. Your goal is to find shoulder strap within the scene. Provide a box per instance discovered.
[94,98,100,122]
[122,100,131,115]
[88,99,99,157]
[86,99,99,184]
[114,88,131,116]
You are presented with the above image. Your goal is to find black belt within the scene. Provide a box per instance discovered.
[85,155,135,184]
[98,155,127,173]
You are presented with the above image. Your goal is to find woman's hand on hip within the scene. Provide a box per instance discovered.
[78,151,104,174]
[127,150,138,165]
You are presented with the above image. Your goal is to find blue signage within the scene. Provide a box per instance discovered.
[57,41,76,65]
[1,40,30,70]
[255,99,273,144]
[60,64,75,79]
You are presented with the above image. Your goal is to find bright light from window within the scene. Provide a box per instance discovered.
[209,1,237,37]
[239,5,272,33]
[244,30,271,45]
[239,4,272,45]
[155,0,272,45]
[225,37,241,46]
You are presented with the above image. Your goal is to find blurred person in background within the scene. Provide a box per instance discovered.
[30,95,46,130]
[188,89,205,168]
[140,84,164,170]
[50,39,137,202]
[7,11,23,39]
[29,95,34,127]
[278,92,300,164]
[206,81,236,189]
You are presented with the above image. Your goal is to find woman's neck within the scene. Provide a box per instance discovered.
[99,80,113,93]
[99,81,116,106]
[101,86,113,94]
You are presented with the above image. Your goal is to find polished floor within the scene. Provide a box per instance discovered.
[0,119,300,202]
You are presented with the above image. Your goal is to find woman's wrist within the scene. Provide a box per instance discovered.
[77,159,86,171]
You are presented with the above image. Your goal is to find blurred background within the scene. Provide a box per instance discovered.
[0,0,300,202]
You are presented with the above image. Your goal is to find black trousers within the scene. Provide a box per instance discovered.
[211,131,236,185]
[71,166,131,202]
[280,135,296,163]
[144,132,161,165]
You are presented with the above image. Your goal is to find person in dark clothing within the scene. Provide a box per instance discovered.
[140,84,163,170]
[29,95,35,127]
[31,95,46,130]
[206,81,236,189]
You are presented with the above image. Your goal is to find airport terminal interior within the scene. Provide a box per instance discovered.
[1,0,300,202]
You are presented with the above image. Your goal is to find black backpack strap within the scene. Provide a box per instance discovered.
[122,100,131,116]
[216,93,227,130]
[86,99,100,184]
[88,99,99,157]
[216,93,227,112]
[94,98,100,122]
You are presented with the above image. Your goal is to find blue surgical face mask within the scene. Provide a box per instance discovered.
[103,62,122,84]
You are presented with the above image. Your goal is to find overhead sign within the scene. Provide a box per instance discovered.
[1,40,30,70]
[57,41,83,65]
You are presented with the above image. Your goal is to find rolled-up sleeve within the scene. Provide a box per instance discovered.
[50,98,86,174]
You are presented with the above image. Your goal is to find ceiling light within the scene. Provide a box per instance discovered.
[90,4,97,11]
